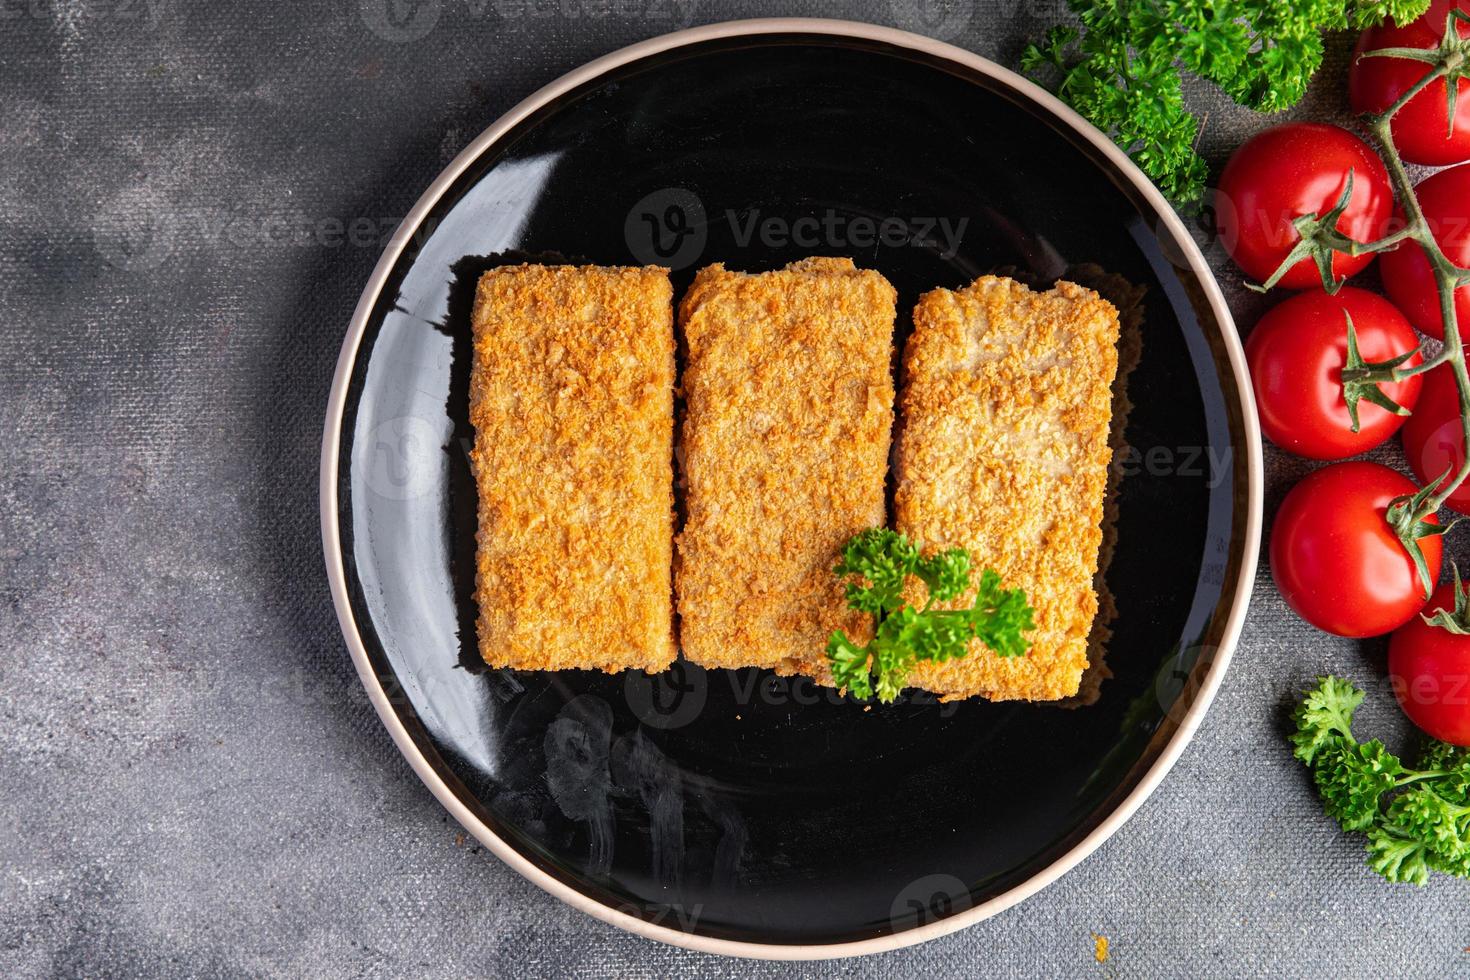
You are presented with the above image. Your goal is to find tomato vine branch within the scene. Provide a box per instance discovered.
[1366,16,1469,585]
[1255,10,1470,597]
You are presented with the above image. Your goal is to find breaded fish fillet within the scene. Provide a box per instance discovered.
[896,276,1120,701]
[676,258,896,678]
[468,264,675,673]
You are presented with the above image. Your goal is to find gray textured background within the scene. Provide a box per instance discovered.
[3,1,1469,977]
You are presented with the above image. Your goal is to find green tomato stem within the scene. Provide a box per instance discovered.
[1348,226,1418,255]
[1378,60,1448,121]
[1361,54,1470,519]
[1342,346,1452,384]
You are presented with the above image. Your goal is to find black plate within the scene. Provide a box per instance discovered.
[323,22,1259,955]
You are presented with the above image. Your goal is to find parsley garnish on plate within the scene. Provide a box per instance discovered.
[825,529,1035,704]
[1292,676,1470,885]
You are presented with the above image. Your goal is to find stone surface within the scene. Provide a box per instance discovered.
[2,2,1467,976]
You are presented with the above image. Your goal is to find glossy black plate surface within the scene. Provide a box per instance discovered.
[328,27,1255,951]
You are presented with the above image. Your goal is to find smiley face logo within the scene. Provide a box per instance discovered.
[888,0,973,42]
[359,0,442,43]
[624,659,708,730]
[624,187,707,271]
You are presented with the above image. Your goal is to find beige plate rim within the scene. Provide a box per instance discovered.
[318,17,1265,961]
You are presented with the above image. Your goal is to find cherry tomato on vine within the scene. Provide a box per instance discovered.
[1350,0,1470,167]
[1379,164,1470,340]
[1400,363,1470,514]
[1245,287,1422,459]
[1270,461,1441,637]
[1389,580,1470,746]
[1216,123,1394,289]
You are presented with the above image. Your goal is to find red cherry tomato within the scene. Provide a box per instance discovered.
[1379,164,1470,340]
[1246,287,1422,459]
[1270,461,1441,637]
[1389,581,1470,746]
[1217,123,1394,289]
[1400,363,1470,514]
[1350,0,1470,167]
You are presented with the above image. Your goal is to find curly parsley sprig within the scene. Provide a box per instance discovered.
[826,529,1035,703]
[1021,0,1432,202]
[1292,676,1470,885]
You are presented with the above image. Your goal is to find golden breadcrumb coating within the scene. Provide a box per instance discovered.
[676,258,896,678]
[468,264,675,673]
[1054,266,1145,708]
[896,276,1120,701]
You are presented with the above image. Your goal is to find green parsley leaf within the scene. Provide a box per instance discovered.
[826,630,873,700]
[833,527,917,617]
[825,530,1035,704]
[1383,787,1470,861]
[1418,738,1470,772]
[1291,675,1470,886]
[1023,0,1432,203]
[1366,823,1433,885]
[1417,740,1470,804]
[1290,674,1364,766]
[913,547,971,604]
[971,569,1037,659]
[1314,739,1402,832]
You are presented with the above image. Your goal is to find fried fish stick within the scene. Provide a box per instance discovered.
[676,258,896,678]
[896,276,1119,701]
[469,264,675,673]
